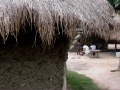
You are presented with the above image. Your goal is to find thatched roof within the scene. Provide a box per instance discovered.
[108,14,120,41]
[0,0,119,45]
[109,31,120,41]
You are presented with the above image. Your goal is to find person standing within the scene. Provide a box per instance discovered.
[77,39,81,55]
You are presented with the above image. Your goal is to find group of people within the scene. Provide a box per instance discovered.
[77,39,96,55]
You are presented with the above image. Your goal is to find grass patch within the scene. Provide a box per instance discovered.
[66,70,100,90]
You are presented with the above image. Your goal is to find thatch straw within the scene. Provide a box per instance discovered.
[0,0,119,45]
[108,14,120,41]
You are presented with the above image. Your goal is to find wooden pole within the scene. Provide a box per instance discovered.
[115,40,117,52]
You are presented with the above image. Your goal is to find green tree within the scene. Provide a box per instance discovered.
[108,0,120,7]
[108,0,115,7]
[108,0,120,14]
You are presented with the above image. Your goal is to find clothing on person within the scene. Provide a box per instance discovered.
[83,45,90,55]
[90,45,96,50]
[90,43,96,55]
[77,42,81,49]
[77,40,81,55]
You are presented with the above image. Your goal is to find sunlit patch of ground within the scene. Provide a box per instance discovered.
[67,44,120,90]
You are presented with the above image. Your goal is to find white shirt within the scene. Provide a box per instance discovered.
[90,45,96,50]
[83,45,90,55]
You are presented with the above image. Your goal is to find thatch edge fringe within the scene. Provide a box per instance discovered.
[0,0,119,45]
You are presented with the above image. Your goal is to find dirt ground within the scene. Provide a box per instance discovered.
[67,44,120,90]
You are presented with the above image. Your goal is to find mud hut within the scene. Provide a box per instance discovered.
[0,0,119,90]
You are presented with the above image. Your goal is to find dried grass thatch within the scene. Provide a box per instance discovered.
[0,0,119,45]
[109,14,120,41]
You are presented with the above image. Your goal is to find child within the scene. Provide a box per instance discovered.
[77,39,81,55]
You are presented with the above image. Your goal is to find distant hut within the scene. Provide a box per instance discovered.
[108,14,120,52]
[79,33,108,50]
[0,0,119,90]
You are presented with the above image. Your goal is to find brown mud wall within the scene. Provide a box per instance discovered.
[0,39,69,90]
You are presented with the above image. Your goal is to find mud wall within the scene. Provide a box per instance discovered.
[0,41,68,90]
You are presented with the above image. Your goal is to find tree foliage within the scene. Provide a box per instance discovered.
[108,0,120,7]
[108,0,120,14]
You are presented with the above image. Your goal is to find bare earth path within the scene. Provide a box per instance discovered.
[67,52,120,90]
